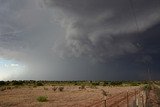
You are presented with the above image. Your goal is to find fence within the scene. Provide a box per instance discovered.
[86,89,146,107]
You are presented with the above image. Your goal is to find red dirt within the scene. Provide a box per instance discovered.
[0,86,142,107]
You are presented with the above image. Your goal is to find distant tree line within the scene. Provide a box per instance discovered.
[0,80,149,87]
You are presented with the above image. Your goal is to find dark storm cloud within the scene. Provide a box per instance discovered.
[0,0,27,59]
[0,0,160,80]
[45,0,160,62]
[0,0,49,60]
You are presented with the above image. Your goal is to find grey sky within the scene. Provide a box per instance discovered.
[0,0,160,80]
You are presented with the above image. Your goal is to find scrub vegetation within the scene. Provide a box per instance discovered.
[0,80,159,107]
[0,80,147,88]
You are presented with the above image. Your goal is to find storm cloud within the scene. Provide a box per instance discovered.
[44,0,160,62]
[0,0,160,80]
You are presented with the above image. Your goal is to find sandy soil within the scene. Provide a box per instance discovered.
[0,85,142,107]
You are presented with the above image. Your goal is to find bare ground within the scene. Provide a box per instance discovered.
[0,86,142,107]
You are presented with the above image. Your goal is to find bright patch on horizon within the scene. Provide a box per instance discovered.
[0,58,26,80]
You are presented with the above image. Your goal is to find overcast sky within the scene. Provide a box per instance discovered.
[0,0,160,81]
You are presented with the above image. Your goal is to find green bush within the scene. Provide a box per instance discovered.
[92,82,100,86]
[102,82,108,86]
[74,83,78,85]
[130,82,139,86]
[36,82,43,86]
[110,81,123,86]
[12,81,23,86]
[143,84,151,91]
[37,96,48,102]
[0,81,5,86]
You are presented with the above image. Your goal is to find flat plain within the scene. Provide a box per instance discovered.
[0,85,141,107]
[0,81,159,107]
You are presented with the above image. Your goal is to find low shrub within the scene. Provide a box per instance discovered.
[14,85,20,89]
[44,87,48,90]
[90,85,97,89]
[143,84,151,91]
[6,86,12,90]
[58,87,64,92]
[33,85,37,88]
[130,82,140,86]
[92,82,100,86]
[0,81,5,86]
[109,81,123,86]
[52,87,57,91]
[102,82,108,86]
[36,82,43,86]
[37,96,48,102]
[0,87,6,91]
[12,81,23,86]
[79,85,85,90]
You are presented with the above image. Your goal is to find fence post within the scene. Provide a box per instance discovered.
[127,91,129,107]
[142,93,144,107]
[134,90,137,106]
[104,100,106,107]
[104,96,107,107]
[135,90,137,101]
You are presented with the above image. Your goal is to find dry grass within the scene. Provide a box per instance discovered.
[0,85,141,107]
